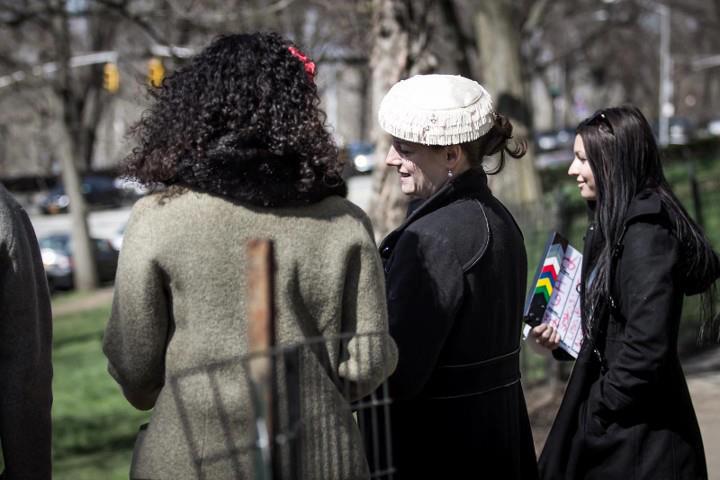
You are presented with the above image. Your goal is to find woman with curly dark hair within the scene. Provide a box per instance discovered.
[103,32,396,480]
[124,32,343,205]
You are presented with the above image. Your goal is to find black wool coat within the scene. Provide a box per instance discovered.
[0,184,53,480]
[362,169,538,480]
[539,190,717,480]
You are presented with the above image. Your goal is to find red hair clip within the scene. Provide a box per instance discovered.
[288,45,316,81]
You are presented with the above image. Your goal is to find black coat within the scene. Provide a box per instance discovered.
[0,184,53,480]
[364,169,538,479]
[539,190,717,480]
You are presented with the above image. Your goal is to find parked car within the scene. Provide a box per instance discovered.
[668,117,695,145]
[110,223,126,251]
[342,141,377,177]
[533,127,575,169]
[38,175,125,214]
[705,117,720,137]
[534,128,575,153]
[39,233,119,291]
[113,176,150,199]
[651,117,696,145]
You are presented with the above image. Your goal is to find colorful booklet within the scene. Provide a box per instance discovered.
[523,232,584,358]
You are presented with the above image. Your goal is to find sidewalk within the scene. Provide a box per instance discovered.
[685,347,720,479]
[51,287,114,317]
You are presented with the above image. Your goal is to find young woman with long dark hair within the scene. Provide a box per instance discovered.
[531,105,719,479]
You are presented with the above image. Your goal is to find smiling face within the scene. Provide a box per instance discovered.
[568,135,597,201]
[384,138,451,198]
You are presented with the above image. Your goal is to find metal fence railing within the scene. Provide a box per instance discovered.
[243,332,395,480]
[239,239,395,480]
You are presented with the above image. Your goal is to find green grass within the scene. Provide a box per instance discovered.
[52,305,149,479]
[50,290,100,309]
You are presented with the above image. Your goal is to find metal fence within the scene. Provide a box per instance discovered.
[243,332,395,480]
[242,236,394,480]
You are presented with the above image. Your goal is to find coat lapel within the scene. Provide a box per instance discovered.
[379,169,490,260]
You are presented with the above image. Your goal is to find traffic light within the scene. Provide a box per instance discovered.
[148,57,165,87]
[103,62,119,93]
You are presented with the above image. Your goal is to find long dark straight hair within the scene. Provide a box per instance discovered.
[578,105,719,342]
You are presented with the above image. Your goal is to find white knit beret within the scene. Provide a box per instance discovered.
[378,74,495,146]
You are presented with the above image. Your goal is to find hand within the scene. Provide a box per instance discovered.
[528,324,561,354]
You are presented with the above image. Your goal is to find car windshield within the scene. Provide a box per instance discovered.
[39,236,70,252]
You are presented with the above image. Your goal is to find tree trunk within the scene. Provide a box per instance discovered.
[438,0,474,78]
[474,1,541,212]
[366,0,437,241]
[55,2,98,291]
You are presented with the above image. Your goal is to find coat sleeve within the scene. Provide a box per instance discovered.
[0,206,53,478]
[337,221,398,402]
[552,348,575,361]
[103,201,169,408]
[384,229,464,401]
[589,220,679,421]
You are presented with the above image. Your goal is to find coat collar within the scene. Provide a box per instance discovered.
[624,188,663,225]
[380,168,490,253]
[403,168,489,226]
[583,188,662,251]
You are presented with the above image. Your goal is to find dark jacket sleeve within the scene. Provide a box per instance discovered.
[0,205,53,479]
[589,220,679,421]
[385,229,464,401]
[552,348,574,361]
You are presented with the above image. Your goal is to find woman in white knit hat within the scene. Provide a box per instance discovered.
[360,74,538,479]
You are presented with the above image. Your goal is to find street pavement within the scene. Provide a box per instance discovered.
[30,206,132,241]
[529,349,720,480]
[346,174,374,212]
[684,347,720,479]
[690,372,720,479]
[29,175,375,241]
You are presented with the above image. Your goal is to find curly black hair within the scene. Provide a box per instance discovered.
[123,32,346,207]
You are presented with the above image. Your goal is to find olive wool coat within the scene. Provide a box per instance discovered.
[0,184,53,480]
[103,191,397,480]
[539,190,718,480]
[363,169,538,480]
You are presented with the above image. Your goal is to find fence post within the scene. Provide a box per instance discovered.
[247,239,276,480]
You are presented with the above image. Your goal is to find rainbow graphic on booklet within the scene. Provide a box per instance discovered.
[523,231,585,358]
[524,233,568,326]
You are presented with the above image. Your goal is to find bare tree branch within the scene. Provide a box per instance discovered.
[92,0,172,46]
[523,0,551,32]
[438,0,474,77]
[242,0,297,15]
[529,5,641,73]
[0,2,56,28]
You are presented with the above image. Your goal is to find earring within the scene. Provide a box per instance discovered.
[447,169,454,178]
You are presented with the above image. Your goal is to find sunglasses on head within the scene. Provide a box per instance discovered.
[588,110,614,134]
